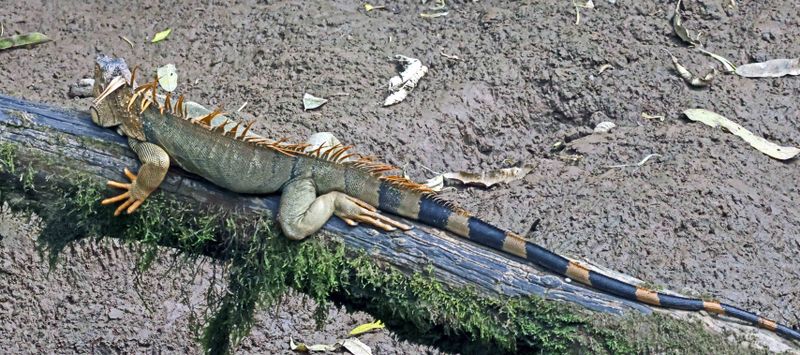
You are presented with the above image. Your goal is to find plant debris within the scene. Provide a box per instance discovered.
[349,320,385,336]
[420,11,448,18]
[593,121,616,133]
[289,337,372,355]
[303,93,328,111]
[683,109,800,160]
[119,35,134,49]
[641,112,665,121]
[0,32,50,51]
[665,50,715,87]
[341,338,372,355]
[696,48,736,73]
[597,64,613,74]
[573,0,594,25]
[384,55,427,106]
[425,164,536,191]
[672,0,699,46]
[151,28,172,43]
[735,58,800,78]
[68,78,95,98]
[156,64,178,92]
[290,338,337,352]
[440,50,461,61]
[605,153,662,168]
[364,4,385,12]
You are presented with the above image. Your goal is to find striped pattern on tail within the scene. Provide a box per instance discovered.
[400,194,800,342]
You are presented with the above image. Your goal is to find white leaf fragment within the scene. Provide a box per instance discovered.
[427,164,536,190]
[340,338,372,355]
[303,93,328,111]
[735,58,800,78]
[384,55,428,106]
[593,121,616,133]
[683,109,800,160]
[156,64,178,92]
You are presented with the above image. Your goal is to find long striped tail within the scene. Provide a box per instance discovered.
[413,195,800,342]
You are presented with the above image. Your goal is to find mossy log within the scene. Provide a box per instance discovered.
[0,94,794,353]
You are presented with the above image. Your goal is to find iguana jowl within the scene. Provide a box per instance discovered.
[90,55,800,343]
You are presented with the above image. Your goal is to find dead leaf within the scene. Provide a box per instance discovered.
[151,28,172,43]
[303,93,328,111]
[424,175,444,192]
[683,109,799,160]
[0,32,50,51]
[119,35,134,49]
[420,11,448,18]
[735,58,800,78]
[340,338,372,355]
[349,320,385,336]
[672,0,699,46]
[593,121,616,133]
[289,338,339,352]
[430,164,535,189]
[157,64,178,92]
[665,50,715,87]
[364,4,385,11]
[597,64,613,74]
[696,48,736,73]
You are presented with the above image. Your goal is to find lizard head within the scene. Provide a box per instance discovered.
[90,55,146,140]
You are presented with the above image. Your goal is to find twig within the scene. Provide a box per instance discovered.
[605,154,662,169]
[440,51,461,61]
[119,36,134,49]
[0,22,4,37]
[237,101,248,112]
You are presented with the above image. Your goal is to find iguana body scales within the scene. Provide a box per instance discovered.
[89,55,800,343]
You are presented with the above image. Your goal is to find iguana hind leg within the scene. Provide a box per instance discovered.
[102,140,170,216]
[278,176,410,240]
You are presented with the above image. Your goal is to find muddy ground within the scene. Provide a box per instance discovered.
[1,0,799,353]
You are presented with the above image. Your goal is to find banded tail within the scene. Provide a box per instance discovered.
[373,180,800,342]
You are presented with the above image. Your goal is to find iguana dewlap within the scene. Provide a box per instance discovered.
[89,55,800,343]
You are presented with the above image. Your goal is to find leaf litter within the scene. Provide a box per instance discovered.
[735,58,800,78]
[425,164,536,191]
[672,0,699,46]
[0,32,50,51]
[683,109,799,160]
[664,50,715,87]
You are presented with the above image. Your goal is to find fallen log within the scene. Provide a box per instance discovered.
[0,94,793,353]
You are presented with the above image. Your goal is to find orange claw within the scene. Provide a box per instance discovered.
[101,167,146,216]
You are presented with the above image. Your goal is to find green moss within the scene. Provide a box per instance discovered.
[0,142,16,174]
[0,153,757,355]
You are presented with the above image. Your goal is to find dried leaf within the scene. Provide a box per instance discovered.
[340,338,372,355]
[384,55,427,106]
[593,121,616,133]
[420,11,448,18]
[364,4,385,11]
[684,109,799,160]
[433,164,535,189]
[303,93,328,111]
[696,48,736,73]
[672,0,699,46]
[119,35,134,49]
[290,338,339,352]
[157,63,178,92]
[424,175,444,192]
[665,51,715,87]
[349,320,385,336]
[735,58,800,78]
[0,32,50,51]
[151,28,172,43]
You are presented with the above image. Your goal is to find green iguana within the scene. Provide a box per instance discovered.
[89,55,800,343]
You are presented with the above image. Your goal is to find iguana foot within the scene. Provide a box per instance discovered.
[101,167,146,216]
[334,194,412,232]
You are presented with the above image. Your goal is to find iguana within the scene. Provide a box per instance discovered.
[89,55,800,343]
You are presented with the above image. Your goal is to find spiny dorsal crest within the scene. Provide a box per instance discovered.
[121,69,460,205]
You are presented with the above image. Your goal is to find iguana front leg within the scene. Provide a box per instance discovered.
[278,176,410,240]
[102,139,170,215]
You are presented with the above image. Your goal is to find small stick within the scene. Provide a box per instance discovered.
[0,22,4,37]
[605,154,662,169]
[237,101,248,112]
[119,35,134,49]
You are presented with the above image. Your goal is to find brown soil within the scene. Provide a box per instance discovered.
[1,0,799,353]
